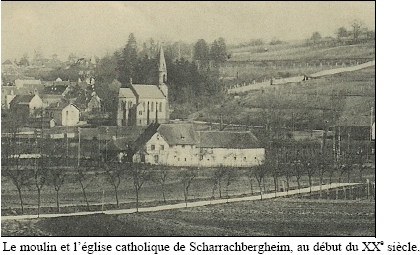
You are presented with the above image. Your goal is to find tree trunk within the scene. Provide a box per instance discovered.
[114,186,119,208]
[218,180,222,198]
[308,175,312,193]
[249,178,254,195]
[161,184,166,202]
[56,189,60,213]
[37,188,41,217]
[17,187,24,215]
[135,186,139,212]
[80,182,90,211]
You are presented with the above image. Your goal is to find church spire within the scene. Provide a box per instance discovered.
[158,46,167,85]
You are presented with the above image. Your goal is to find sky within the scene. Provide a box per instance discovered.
[1,1,375,62]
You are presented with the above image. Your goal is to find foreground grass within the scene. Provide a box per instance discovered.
[2,198,375,236]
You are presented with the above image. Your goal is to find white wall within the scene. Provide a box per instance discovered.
[61,104,79,126]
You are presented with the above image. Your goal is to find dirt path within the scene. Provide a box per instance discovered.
[1,183,360,221]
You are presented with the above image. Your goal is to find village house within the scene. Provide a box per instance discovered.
[45,102,80,127]
[9,94,43,119]
[117,46,169,126]
[130,123,265,167]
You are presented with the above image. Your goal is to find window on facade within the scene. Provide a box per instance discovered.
[139,111,142,115]
[159,102,162,112]
[151,145,155,150]
[139,120,141,125]
[154,155,159,163]
[254,157,257,160]
[234,157,237,161]
[184,158,187,161]
[151,102,154,112]
[128,102,132,108]
[200,155,203,160]
[160,145,164,150]
[243,157,247,161]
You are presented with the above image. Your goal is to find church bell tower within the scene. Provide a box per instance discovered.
[158,46,167,86]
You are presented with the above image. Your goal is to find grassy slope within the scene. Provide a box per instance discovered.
[2,199,375,236]
[195,66,375,129]
[229,43,375,61]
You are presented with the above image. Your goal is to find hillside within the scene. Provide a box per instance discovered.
[228,42,375,62]
[191,65,375,131]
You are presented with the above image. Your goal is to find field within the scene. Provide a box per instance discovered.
[1,198,375,236]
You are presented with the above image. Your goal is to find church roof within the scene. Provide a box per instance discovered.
[131,85,166,99]
[119,88,135,98]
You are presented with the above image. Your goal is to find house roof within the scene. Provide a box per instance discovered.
[46,102,79,111]
[131,85,166,99]
[105,136,133,151]
[198,131,262,149]
[158,124,197,145]
[9,94,36,105]
[130,123,161,154]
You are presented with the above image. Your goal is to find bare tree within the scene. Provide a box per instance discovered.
[224,167,238,201]
[103,161,125,208]
[47,159,66,213]
[2,159,32,215]
[153,165,169,203]
[211,167,225,199]
[76,163,95,211]
[351,20,363,43]
[34,157,48,216]
[178,168,197,207]
[252,164,268,200]
[130,162,153,212]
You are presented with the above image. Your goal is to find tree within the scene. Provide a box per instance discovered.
[178,168,197,207]
[34,157,48,216]
[2,159,32,215]
[211,167,225,198]
[103,161,125,208]
[292,151,305,194]
[209,37,228,64]
[304,149,316,193]
[193,39,209,62]
[310,32,322,47]
[119,33,138,85]
[153,165,170,203]
[336,26,348,40]
[252,164,268,200]
[351,20,363,43]
[48,160,66,213]
[224,167,238,202]
[1,119,32,215]
[130,162,153,212]
[76,162,95,211]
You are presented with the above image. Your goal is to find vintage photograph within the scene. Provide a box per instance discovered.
[1,2,375,236]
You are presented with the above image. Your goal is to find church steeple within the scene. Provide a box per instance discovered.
[158,46,167,85]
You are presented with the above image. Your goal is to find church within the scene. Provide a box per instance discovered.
[117,46,169,126]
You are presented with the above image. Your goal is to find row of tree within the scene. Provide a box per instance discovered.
[2,136,373,216]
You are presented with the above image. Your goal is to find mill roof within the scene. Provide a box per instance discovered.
[157,124,197,145]
[197,131,262,149]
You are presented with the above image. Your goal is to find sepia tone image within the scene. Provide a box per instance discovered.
[1,2,375,237]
